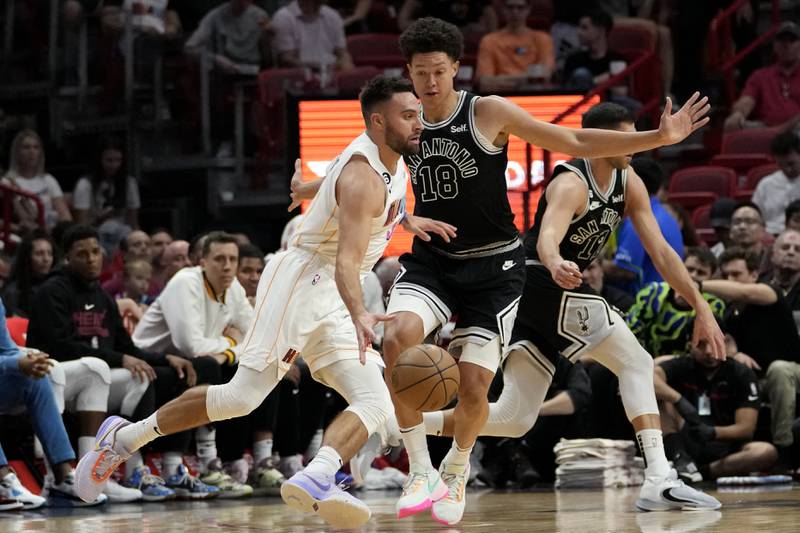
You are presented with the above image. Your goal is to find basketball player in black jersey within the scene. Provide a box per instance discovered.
[423,103,726,511]
[382,18,715,525]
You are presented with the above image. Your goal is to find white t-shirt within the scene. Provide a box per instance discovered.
[272,1,347,67]
[123,0,168,34]
[752,170,800,234]
[1,173,64,229]
[72,176,141,220]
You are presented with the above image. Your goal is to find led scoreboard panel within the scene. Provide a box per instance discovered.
[297,94,600,257]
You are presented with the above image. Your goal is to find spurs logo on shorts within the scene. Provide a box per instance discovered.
[558,293,616,360]
[576,306,590,335]
[312,274,321,285]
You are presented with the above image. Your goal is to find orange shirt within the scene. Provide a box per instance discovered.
[476,27,555,78]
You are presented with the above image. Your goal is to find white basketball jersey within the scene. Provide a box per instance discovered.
[291,132,408,274]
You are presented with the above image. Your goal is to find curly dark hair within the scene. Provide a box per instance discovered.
[399,17,463,63]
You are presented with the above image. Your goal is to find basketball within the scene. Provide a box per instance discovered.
[391,344,460,412]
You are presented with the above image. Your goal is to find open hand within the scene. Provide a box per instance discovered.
[402,214,457,243]
[691,308,726,360]
[166,354,197,387]
[353,312,395,364]
[658,92,711,145]
[122,354,157,382]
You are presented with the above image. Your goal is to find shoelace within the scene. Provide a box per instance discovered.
[140,472,166,488]
[95,449,122,477]
[440,471,465,501]
[402,472,428,494]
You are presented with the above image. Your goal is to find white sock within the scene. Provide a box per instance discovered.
[78,436,95,459]
[637,428,671,478]
[161,451,184,478]
[442,440,473,474]
[303,446,342,478]
[195,426,217,471]
[126,451,144,477]
[400,424,433,472]
[423,411,445,436]
[114,413,163,456]
[253,439,273,465]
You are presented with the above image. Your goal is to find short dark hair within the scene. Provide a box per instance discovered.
[685,246,717,272]
[719,246,760,272]
[771,130,800,157]
[581,8,614,33]
[359,76,414,124]
[631,157,666,196]
[399,17,463,63]
[238,243,265,262]
[581,102,634,130]
[786,199,800,223]
[733,201,764,222]
[63,225,100,253]
[202,231,239,257]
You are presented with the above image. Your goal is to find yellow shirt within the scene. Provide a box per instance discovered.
[476,28,555,77]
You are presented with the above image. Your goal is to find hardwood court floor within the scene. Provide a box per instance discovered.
[1,485,799,532]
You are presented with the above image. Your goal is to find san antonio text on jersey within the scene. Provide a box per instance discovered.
[525,158,626,271]
[403,91,518,257]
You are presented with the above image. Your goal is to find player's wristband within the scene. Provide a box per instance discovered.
[224,336,237,347]
[223,349,236,366]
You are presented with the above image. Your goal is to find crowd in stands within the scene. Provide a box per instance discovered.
[1,0,800,513]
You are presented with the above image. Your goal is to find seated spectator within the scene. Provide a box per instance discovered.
[753,130,800,235]
[2,230,54,318]
[189,233,208,265]
[26,225,198,502]
[0,298,107,508]
[152,239,191,292]
[149,229,173,264]
[709,197,738,258]
[398,0,497,37]
[118,259,154,308]
[562,9,626,95]
[606,157,683,294]
[655,340,777,482]
[102,229,153,290]
[1,130,72,231]
[237,244,264,307]
[73,137,141,250]
[550,0,583,72]
[724,22,800,132]
[627,248,725,357]
[0,254,10,293]
[475,0,555,91]
[272,0,354,72]
[786,199,800,233]
[703,247,800,376]
[328,0,373,33]
[728,202,771,273]
[184,0,270,73]
[133,231,266,497]
[583,256,634,312]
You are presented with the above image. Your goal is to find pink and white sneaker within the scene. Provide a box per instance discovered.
[74,416,132,502]
[395,469,448,519]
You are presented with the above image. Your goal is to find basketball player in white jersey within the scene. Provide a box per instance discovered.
[72,76,456,529]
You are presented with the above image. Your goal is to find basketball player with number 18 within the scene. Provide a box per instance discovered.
[383,18,717,525]
[72,76,456,529]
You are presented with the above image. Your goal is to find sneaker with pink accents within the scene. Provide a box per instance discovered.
[74,416,132,502]
[395,469,448,519]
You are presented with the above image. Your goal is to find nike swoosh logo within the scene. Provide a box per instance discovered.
[748,395,759,401]
[502,262,515,271]
[661,488,696,505]
[305,475,331,492]
[85,304,95,310]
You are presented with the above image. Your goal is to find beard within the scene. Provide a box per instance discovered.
[386,127,419,157]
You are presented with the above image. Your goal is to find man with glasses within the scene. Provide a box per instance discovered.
[728,203,769,273]
[475,0,555,90]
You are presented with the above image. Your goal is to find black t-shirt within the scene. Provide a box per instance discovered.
[660,356,759,427]
[602,284,634,313]
[724,283,800,372]
[564,49,626,79]
[548,359,592,412]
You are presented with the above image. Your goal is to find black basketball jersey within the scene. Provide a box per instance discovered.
[525,158,627,271]
[403,91,517,256]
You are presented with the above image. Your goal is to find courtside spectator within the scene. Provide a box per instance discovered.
[236,244,264,306]
[475,0,555,91]
[787,199,800,232]
[709,197,738,258]
[724,22,800,132]
[2,230,54,318]
[728,203,770,271]
[563,9,625,92]
[149,229,173,265]
[753,130,800,235]
[583,257,634,312]
[2,130,72,231]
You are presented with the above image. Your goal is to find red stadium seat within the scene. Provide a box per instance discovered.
[668,166,736,212]
[254,68,308,170]
[334,66,381,93]
[720,128,779,155]
[691,204,720,246]
[734,163,780,202]
[608,20,657,55]
[6,316,28,347]
[347,33,403,69]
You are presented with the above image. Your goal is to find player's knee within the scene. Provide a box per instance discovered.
[80,357,112,385]
[766,360,794,386]
[206,381,265,421]
[348,388,393,436]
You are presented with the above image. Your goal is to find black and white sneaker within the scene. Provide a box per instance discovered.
[672,451,703,484]
[637,469,721,511]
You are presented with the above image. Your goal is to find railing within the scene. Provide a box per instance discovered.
[707,0,782,103]
[0,184,47,249]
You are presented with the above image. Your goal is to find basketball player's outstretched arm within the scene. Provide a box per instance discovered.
[625,171,727,360]
[480,93,710,158]
[335,158,395,363]
[288,158,324,211]
[535,173,589,290]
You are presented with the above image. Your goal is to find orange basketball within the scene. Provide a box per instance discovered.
[391,344,460,412]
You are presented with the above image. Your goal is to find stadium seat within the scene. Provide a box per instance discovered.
[668,166,736,212]
[6,316,28,347]
[347,33,403,69]
[608,19,656,56]
[691,204,719,246]
[254,68,308,173]
[334,66,381,94]
[734,163,780,202]
[711,128,777,172]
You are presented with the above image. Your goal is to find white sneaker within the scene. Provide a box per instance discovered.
[42,472,108,507]
[103,478,142,503]
[636,469,721,511]
[1,472,46,509]
[349,433,383,488]
[396,469,448,519]
[431,463,470,526]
